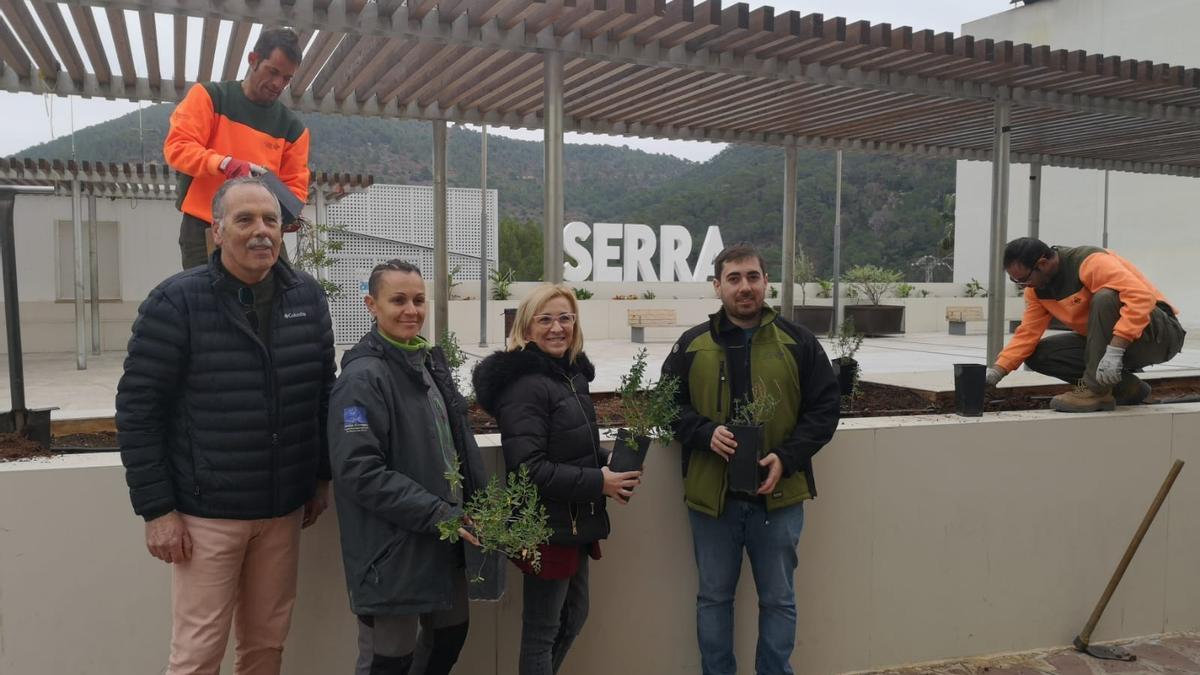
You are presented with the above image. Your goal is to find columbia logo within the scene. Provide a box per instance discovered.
[284,311,307,319]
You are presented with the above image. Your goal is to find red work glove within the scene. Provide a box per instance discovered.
[220,156,253,179]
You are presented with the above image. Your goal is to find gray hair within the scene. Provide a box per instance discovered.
[211,177,280,231]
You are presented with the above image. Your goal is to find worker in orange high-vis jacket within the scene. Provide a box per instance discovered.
[164,27,310,269]
[986,237,1186,413]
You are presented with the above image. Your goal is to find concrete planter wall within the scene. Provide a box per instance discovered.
[5,406,1200,674]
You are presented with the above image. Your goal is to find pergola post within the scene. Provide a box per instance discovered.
[986,98,1012,365]
[0,190,25,412]
[433,120,448,341]
[88,191,100,355]
[830,150,843,337]
[1028,159,1041,240]
[542,50,564,284]
[779,146,798,316]
[71,177,86,370]
[1102,170,1110,247]
[479,125,489,347]
[314,189,328,283]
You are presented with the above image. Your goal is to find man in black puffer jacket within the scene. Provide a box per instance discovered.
[116,177,336,675]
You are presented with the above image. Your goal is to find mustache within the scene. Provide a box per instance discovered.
[247,237,274,250]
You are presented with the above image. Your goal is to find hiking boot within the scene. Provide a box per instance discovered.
[1113,376,1152,406]
[1051,384,1116,413]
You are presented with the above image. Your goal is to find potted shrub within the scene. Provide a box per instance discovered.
[438,465,553,600]
[726,380,780,495]
[790,252,833,333]
[831,317,863,397]
[843,264,905,335]
[609,349,680,473]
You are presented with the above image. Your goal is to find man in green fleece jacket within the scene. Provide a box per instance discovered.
[662,243,841,675]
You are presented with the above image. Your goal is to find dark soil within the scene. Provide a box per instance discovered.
[0,432,54,461]
[6,379,1199,462]
[54,431,118,449]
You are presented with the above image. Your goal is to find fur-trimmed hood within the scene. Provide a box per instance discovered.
[471,347,595,416]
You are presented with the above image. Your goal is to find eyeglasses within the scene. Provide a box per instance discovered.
[533,312,577,328]
[1008,260,1042,287]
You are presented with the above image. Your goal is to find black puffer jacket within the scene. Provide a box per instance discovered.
[472,347,609,545]
[329,331,487,616]
[116,253,336,521]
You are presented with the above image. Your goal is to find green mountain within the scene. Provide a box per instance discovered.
[13,104,954,279]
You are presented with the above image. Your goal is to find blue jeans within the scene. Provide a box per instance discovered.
[688,500,805,675]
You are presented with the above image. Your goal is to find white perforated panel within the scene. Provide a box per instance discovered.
[326,184,498,344]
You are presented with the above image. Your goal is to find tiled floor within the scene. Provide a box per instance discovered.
[859,634,1200,675]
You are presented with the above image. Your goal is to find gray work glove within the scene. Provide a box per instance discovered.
[1095,345,1126,387]
[985,366,1006,386]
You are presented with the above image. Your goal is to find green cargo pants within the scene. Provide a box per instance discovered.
[1024,289,1186,392]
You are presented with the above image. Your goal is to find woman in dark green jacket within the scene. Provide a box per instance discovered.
[328,259,486,675]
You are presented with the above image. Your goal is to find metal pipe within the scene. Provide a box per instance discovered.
[433,120,449,342]
[542,50,564,284]
[780,146,798,317]
[71,177,86,370]
[314,189,327,283]
[1028,160,1041,240]
[88,192,100,355]
[1102,170,1110,248]
[479,124,489,347]
[0,189,25,412]
[986,99,1012,365]
[830,150,843,337]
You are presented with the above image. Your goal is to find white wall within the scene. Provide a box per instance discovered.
[954,0,1200,328]
[5,405,1200,674]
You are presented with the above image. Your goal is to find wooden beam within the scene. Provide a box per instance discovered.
[105,7,138,86]
[138,9,160,89]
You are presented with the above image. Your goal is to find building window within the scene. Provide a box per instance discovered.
[55,220,121,301]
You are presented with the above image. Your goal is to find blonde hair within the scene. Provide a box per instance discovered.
[508,284,585,362]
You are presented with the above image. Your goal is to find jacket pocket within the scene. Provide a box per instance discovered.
[683,449,727,517]
[359,531,409,588]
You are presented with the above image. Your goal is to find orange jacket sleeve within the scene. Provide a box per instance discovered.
[1079,252,1158,342]
[163,83,225,178]
[995,290,1052,372]
[279,128,311,204]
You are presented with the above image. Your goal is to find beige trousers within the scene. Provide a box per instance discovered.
[166,509,303,675]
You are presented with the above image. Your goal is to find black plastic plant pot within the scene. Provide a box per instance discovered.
[464,541,506,601]
[609,429,652,473]
[832,357,858,396]
[953,363,986,417]
[727,424,763,495]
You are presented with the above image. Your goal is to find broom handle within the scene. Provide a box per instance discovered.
[1077,459,1184,646]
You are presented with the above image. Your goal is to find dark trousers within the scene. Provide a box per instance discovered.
[354,569,470,675]
[179,212,289,270]
[1025,289,1186,391]
[519,554,590,675]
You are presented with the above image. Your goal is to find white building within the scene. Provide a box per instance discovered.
[954,0,1200,329]
[326,184,498,344]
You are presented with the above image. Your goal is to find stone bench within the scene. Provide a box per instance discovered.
[947,306,1022,334]
[628,308,679,344]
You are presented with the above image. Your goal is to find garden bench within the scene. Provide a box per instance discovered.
[947,306,1022,334]
[628,309,679,343]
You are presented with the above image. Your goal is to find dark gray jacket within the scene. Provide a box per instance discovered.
[329,330,486,616]
[117,253,335,521]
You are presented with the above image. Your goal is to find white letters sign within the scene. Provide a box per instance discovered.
[563,222,725,283]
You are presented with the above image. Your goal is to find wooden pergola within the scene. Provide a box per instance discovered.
[2,0,1200,360]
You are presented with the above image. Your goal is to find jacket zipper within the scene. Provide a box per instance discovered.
[717,360,726,414]
[566,373,598,537]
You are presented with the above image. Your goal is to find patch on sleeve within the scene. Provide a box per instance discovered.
[343,406,370,433]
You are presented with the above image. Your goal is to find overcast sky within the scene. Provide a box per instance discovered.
[0,0,1012,162]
